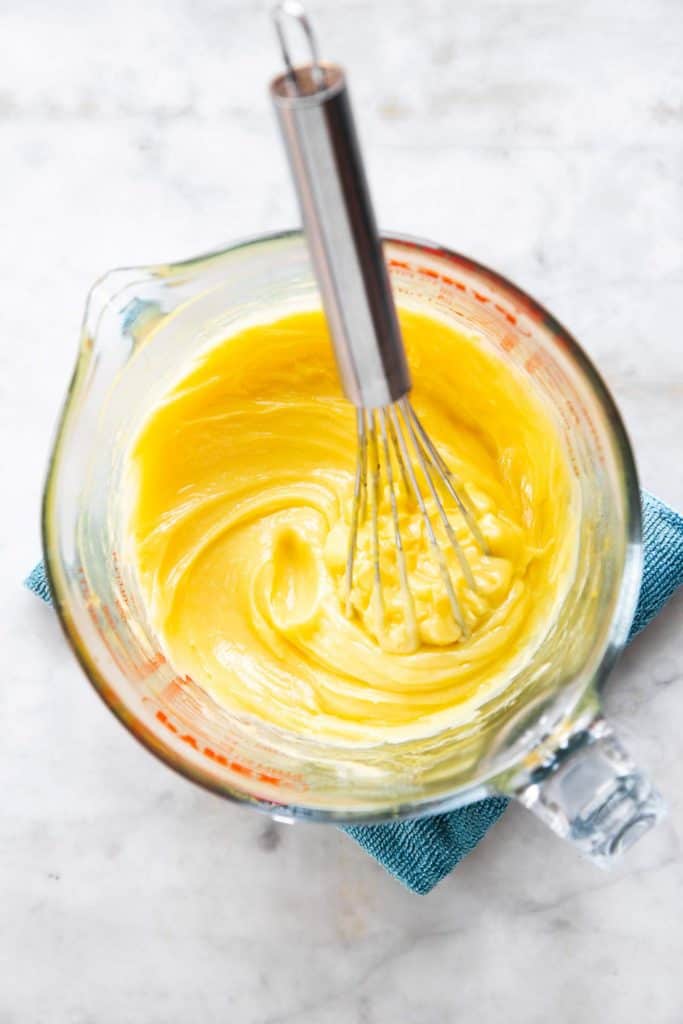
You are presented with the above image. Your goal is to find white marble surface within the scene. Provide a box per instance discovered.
[2,1,683,1020]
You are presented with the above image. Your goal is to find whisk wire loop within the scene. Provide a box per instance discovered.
[367,411,385,629]
[406,402,489,556]
[344,398,489,643]
[378,407,419,649]
[272,1,325,91]
[399,397,479,593]
[389,403,470,637]
[344,408,366,616]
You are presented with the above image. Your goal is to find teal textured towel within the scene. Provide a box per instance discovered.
[26,492,683,894]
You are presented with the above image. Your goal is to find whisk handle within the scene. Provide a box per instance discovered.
[270,18,411,409]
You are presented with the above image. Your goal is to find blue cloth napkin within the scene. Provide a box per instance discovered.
[27,492,683,893]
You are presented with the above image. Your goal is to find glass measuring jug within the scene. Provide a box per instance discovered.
[43,230,664,863]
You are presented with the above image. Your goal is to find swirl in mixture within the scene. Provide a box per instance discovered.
[129,309,577,744]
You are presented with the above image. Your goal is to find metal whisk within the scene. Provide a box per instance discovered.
[270,2,488,643]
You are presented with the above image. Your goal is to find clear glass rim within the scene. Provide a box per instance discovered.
[42,227,643,825]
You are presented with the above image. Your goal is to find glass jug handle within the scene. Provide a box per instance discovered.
[501,715,666,866]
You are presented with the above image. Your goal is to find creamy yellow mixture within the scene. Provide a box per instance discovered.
[128,309,577,744]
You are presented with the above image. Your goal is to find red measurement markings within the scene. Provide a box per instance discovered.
[524,353,584,478]
[75,561,166,680]
[544,361,605,466]
[111,550,132,610]
[84,599,132,676]
[113,595,127,620]
[154,708,283,787]
[137,650,166,678]
[495,303,517,325]
[76,564,89,601]
[101,601,120,635]
[388,258,522,325]
[111,549,147,623]
[525,353,544,375]
[75,566,293,790]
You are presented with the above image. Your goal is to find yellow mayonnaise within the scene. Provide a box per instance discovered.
[128,309,577,744]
